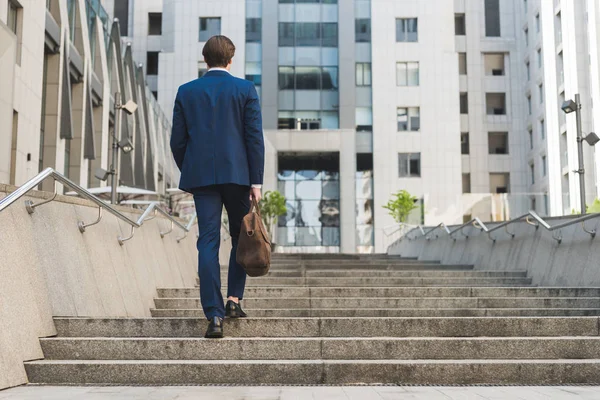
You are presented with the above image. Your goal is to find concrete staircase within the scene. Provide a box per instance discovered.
[24,254,600,384]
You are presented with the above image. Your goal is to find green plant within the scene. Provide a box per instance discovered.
[587,199,600,213]
[383,190,419,223]
[259,190,287,240]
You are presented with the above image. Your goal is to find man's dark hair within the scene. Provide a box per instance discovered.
[202,35,236,68]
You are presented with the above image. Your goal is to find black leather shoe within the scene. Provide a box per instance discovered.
[225,300,247,318]
[205,316,224,338]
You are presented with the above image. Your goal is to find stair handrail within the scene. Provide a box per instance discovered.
[406,209,600,245]
[0,167,195,245]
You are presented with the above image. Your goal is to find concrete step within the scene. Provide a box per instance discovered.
[52,317,599,338]
[24,359,600,385]
[158,287,600,299]
[218,270,527,278]
[210,277,534,287]
[150,308,600,318]
[39,337,600,361]
[229,263,473,271]
[153,297,600,310]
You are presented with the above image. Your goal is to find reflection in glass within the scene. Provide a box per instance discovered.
[322,67,338,90]
[356,199,373,224]
[319,200,340,227]
[297,200,322,227]
[296,227,322,246]
[278,170,295,180]
[356,178,373,199]
[279,22,295,46]
[323,227,340,246]
[356,225,374,246]
[296,180,322,200]
[278,201,297,227]
[322,180,340,200]
[278,67,295,90]
[323,171,340,180]
[277,227,296,245]
[296,170,321,180]
[278,180,295,200]
[296,23,321,47]
[296,67,321,90]
[322,23,338,47]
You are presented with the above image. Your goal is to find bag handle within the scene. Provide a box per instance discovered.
[251,197,261,216]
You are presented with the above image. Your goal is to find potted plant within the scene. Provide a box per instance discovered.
[259,190,287,252]
[383,190,419,223]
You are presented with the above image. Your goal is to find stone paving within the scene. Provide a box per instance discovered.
[2,386,600,399]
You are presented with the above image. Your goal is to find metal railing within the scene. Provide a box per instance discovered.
[0,168,196,245]
[402,210,600,245]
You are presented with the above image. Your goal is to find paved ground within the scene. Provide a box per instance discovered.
[2,386,600,399]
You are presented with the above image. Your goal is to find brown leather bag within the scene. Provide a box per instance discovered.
[236,198,271,277]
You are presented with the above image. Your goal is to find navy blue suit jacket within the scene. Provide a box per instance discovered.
[170,70,264,192]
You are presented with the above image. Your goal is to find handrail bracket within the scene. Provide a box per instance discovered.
[582,221,596,239]
[160,220,174,238]
[118,225,135,246]
[25,182,58,214]
[78,207,104,233]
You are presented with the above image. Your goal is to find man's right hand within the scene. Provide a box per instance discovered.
[250,187,262,203]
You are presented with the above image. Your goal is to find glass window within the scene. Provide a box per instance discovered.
[542,155,547,176]
[526,61,530,80]
[356,107,372,132]
[539,84,544,104]
[245,62,262,85]
[295,67,321,90]
[396,62,419,86]
[279,22,295,46]
[397,107,420,131]
[396,18,418,42]
[524,28,529,46]
[461,132,469,154]
[530,163,535,184]
[296,22,321,46]
[114,0,129,36]
[527,95,532,115]
[398,153,421,177]
[146,52,159,75]
[488,132,509,154]
[529,129,533,149]
[246,18,262,43]
[540,119,545,139]
[537,49,542,67]
[199,17,221,42]
[278,66,295,90]
[356,63,371,86]
[355,19,371,42]
[322,67,338,90]
[484,0,501,37]
[322,23,338,47]
[148,13,162,35]
[458,53,467,75]
[455,14,466,35]
[535,13,540,32]
[460,93,468,114]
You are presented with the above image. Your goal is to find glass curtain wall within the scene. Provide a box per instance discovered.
[277,0,339,129]
[277,153,340,249]
[246,0,262,99]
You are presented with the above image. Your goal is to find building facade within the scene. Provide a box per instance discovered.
[7,0,600,252]
[0,0,176,195]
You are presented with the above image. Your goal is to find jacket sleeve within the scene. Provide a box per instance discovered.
[243,83,265,185]
[170,88,188,171]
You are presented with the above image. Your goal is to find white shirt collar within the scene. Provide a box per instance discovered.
[208,67,231,74]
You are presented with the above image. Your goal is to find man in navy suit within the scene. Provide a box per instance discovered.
[170,35,264,338]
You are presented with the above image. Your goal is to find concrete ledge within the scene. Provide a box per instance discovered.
[389,215,600,287]
[0,187,197,390]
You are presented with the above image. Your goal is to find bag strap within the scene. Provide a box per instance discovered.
[251,197,261,216]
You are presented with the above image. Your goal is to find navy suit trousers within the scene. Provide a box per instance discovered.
[192,184,251,320]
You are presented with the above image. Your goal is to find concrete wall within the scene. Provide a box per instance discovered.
[389,216,600,287]
[0,185,198,390]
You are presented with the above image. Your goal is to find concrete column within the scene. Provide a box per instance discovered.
[0,23,16,184]
[340,130,357,253]
[338,0,356,130]
[261,0,278,130]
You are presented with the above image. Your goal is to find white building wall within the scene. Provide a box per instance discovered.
[0,0,45,186]
[372,0,462,251]
[158,0,246,121]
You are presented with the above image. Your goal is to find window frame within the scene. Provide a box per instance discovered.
[398,153,422,178]
[396,18,418,42]
[396,62,419,86]
[199,17,221,42]
[396,107,420,132]
[355,63,371,86]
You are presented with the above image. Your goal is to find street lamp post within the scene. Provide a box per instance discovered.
[95,92,137,204]
[561,94,600,215]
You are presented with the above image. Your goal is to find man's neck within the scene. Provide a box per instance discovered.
[209,67,231,74]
